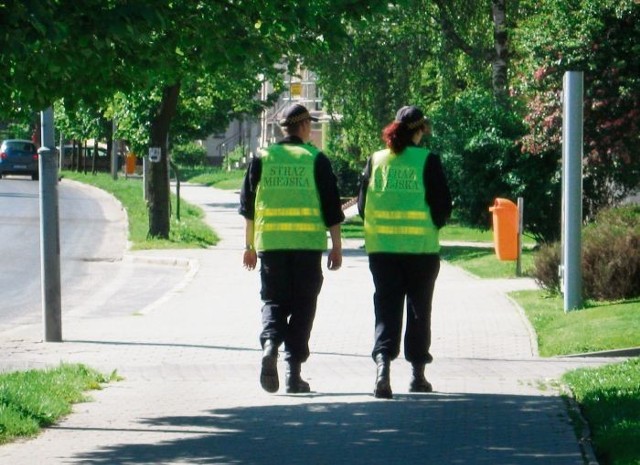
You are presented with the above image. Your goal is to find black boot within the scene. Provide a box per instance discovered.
[373,353,392,399]
[260,340,279,393]
[285,361,311,393]
[409,363,433,393]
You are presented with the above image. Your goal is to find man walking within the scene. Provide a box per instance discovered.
[239,103,344,393]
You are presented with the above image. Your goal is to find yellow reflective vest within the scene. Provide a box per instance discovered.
[364,147,439,254]
[254,143,327,251]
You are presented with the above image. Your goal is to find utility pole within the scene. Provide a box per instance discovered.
[111,119,118,180]
[561,71,584,312]
[516,197,524,277]
[39,107,62,341]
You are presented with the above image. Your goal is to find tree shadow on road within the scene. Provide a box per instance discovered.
[71,392,583,465]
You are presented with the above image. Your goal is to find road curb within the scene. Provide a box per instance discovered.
[559,384,601,465]
[562,347,640,358]
[124,254,193,268]
[123,254,200,315]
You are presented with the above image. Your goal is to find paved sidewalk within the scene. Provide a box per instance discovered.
[0,182,623,464]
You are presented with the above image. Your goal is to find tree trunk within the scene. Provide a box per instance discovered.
[72,139,78,171]
[92,139,98,174]
[147,82,181,239]
[106,119,113,175]
[491,0,509,104]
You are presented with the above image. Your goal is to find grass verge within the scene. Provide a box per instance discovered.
[562,358,640,465]
[510,290,640,357]
[176,166,245,190]
[440,245,535,279]
[0,364,116,444]
[511,290,640,465]
[341,216,535,278]
[61,170,218,249]
[341,216,366,239]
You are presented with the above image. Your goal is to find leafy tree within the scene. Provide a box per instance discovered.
[115,0,388,237]
[54,101,113,174]
[308,0,536,213]
[2,0,389,239]
[0,0,164,114]
[171,142,207,167]
[431,0,508,101]
[308,1,441,172]
[310,0,639,242]
[430,88,562,243]
[516,0,640,219]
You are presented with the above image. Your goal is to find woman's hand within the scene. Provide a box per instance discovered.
[243,249,257,270]
[327,247,342,271]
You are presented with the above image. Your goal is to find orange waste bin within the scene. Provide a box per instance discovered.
[489,198,519,261]
[125,153,137,175]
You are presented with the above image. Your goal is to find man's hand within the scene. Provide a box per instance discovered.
[327,247,342,271]
[243,250,257,270]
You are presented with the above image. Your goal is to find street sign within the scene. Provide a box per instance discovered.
[149,147,161,163]
[290,82,302,98]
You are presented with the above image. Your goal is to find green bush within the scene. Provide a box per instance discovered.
[582,205,640,300]
[328,154,361,198]
[0,122,32,140]
[226,146,245,163]
[533,205,640,300]
[431,88,561,243]
[172,142,207,167]
[532,241,561,293]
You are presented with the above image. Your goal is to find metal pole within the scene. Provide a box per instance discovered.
[39,107,62,341]
[516,197,524,277]
[143,155,151,201]
[58,131,63,173]
[562,71,584,312]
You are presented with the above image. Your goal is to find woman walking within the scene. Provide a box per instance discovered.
[358,105,452,399]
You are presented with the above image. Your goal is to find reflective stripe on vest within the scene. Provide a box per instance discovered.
[255,144,327,251]
[364,147,439,254]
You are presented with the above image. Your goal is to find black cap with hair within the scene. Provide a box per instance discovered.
[279,104,319,127]
[395,105,429,130]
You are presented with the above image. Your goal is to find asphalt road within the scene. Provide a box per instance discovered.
[1,176,42,320]
[0,174,185,334]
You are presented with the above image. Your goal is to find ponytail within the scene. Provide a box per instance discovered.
[382,121,414,154]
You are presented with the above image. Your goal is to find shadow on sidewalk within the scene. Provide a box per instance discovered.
[64,339,372,359]
[203,201,242,210]
[70,393,581,465]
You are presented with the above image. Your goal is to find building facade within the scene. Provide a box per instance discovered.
[200,67,328,168]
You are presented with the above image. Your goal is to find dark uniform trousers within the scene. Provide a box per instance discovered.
[369,253,440,364]
[259,250,324,363]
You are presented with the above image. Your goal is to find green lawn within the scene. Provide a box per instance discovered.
[440,245,535,278]
[342,215,536,244]
[341,216,366,239]
[0,364,115,444]
[342,216,535,278]
[510,291,640,357]
[509,290,640,465]
[177,166,245,190]
[440,223,493,242]
[61,170,218,249]
[562,358,640,465]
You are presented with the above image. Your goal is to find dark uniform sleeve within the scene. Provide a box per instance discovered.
[238,157,262,220]
[314,153,345,227]
[425,153,452,229]
[357,157,372,219]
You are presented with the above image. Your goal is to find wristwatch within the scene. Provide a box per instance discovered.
[245,244,255,251]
